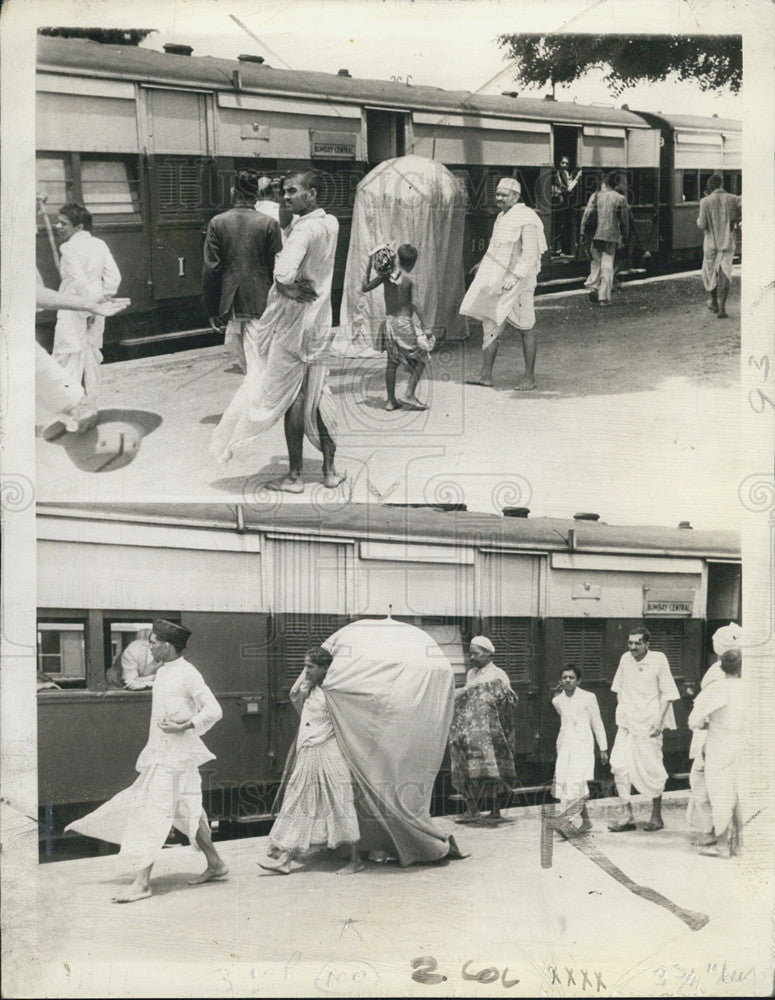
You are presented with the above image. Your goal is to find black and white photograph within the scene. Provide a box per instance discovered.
[1,0,774,996]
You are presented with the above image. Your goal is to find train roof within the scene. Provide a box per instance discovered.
[38,34,656,130]
[637,110,741,133]
[37,502,740,559]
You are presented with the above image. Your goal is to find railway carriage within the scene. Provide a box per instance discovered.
[35,36,740,356]
[37,502,741,854]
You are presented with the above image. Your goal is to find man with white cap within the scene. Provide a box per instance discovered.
[686,622,742,846]
[608,627,680,833]
[66,620,228,901]
[460,176,547,390]
[449,635,519,824]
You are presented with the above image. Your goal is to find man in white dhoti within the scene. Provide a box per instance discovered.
[551,664,608,834]
[53,203,121,396]
[66,620,228,902]
[688,648,743,858]
[686,622,742,846]
[460,177,547,390]
[210,171,345,493]
[36,270,129,433]
[697,173,741,319]
[608,628,680,833]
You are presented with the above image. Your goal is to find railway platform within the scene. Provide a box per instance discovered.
[35,270,741,526]
[3,791,771,998]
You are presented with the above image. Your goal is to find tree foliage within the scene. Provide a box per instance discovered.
[497,34,742,95]
[38,27,157,47]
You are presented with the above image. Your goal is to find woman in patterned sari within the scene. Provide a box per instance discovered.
[449,636,519,825]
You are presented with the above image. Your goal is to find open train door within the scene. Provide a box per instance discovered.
[705,559,742,662]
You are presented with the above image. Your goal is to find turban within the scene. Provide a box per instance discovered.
[470,635,495,654]
[712,622,743,655]
[497,177,521,195]
[152,619,192,647]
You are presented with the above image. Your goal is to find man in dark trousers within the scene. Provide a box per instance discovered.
[202,170,283,372]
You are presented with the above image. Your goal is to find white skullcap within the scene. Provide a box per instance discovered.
[712,622,743,655]
[497,177,521,195]
[470,635,495,654]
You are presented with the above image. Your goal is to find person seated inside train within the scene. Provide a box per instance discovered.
[105,628,163,690]
[362,243,433,411]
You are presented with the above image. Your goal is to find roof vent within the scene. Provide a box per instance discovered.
[573,512,600,522]
[678,520,693,529]
[338,68,352,77]
[163,43,193,56]
[544,93,556,101]
[501,90,519,98]
[621,103,630,110]
[238,54,265,64]
[502,507,530,518]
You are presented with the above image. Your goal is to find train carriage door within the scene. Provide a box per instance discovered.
[365,107,410,166]
[550,125,582,257]
[142,87,216,303]
[705,560,742,662]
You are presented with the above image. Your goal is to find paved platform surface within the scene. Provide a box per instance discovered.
[35,273,741,528]
[4,791,772,998]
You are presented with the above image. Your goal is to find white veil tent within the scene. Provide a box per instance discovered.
[335,156,467,357]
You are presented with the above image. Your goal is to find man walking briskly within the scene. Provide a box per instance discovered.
[460,177,547,390]
[203,170,283,374]
[210,171,344,493]
[697,173,741,319]
[608,627,680,833]
[581,172,629,306]
[66,620,228,902]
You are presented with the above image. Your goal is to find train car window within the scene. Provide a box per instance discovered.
[80,158,141,223]
[562,620,605,681]
[628,169,657,206]
[156,157,205,216]
[37,621,86,690]
[484,619,533,686]
[36,156,75,220]
[644,623,686,680]
[276,613,350,689]
[679,170,699,203]
[417,621,468,687]
[104,619,156,688]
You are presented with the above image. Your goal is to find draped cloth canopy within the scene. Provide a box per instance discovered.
[321,618,457,865]
[335,156,467,356]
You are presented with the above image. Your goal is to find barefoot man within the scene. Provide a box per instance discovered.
[210,170,344,493]
[460,177,547,390]
[697,172,741,319]
[66,620,228,901]
[608,628,680,833]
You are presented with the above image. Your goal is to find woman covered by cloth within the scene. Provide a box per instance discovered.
[260,647,362,875]
[448,635,519,825]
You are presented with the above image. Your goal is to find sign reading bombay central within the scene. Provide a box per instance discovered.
[310,131,357,159]
[643,589,696,616]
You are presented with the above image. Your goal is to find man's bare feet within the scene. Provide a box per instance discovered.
[264,474,304,494]
[401,396,428,411]
[515,377,536,391]
[691,834,717,847]
[323,470,346,489]
[579,821,593,833]
[113,884,152,903]
[700,846,731,858]
[385,400,403,410]
[717,310,728,319]
[335,860,365,875]
[465,376,493,387]
[188,862,229,885]
[454,812,480,824]
[707,298,718,312]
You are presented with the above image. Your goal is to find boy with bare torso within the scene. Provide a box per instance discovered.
[362,244,431,410]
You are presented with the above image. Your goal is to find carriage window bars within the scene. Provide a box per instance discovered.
[80,157,141,221]
[562,620,605,681]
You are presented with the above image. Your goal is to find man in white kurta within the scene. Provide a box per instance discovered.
[66,620,228,902]
[210,171,344,493]
[460,177,547,390]
[697,173,741,319]
[686,622,742,845]
[53,203,121,396]
[552,664,608,833]
[688,648,743,857]
[608,628,680,832]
